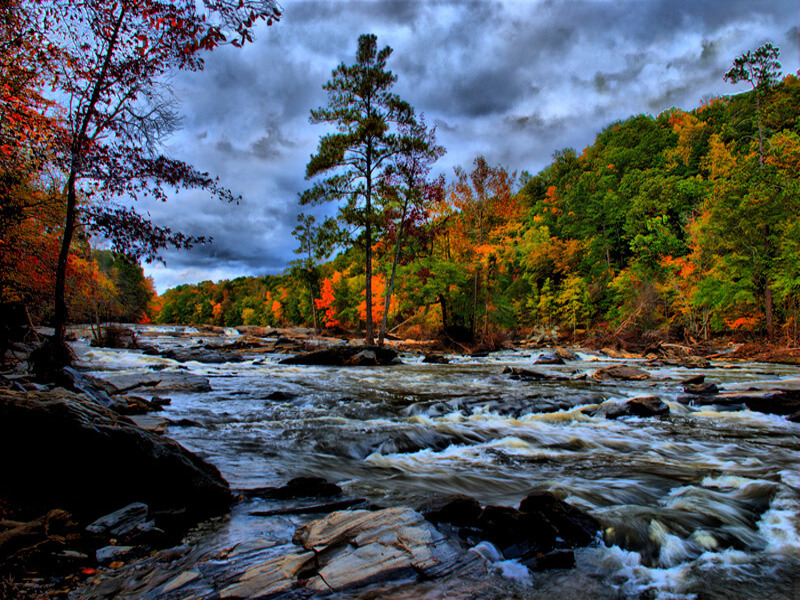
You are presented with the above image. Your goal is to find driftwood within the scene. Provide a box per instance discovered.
[0,509,71,558]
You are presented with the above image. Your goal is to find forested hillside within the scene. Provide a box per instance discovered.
[158,73,800,345]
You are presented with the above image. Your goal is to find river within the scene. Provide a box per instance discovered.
[73,326,799,600]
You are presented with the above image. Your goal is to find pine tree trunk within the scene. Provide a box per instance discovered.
[364,143,374,345]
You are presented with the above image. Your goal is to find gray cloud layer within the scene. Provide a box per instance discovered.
[138,0,799,292]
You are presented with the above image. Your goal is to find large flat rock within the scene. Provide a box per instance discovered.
[218,507,485,598]
[90,371,212,393]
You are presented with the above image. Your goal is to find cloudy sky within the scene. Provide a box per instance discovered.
[139,0,799,293]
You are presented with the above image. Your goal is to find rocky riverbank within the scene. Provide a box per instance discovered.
[1,325,798,599]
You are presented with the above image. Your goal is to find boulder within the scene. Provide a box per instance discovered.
[280,345,399,367]
[503,366,569,381]
[419,494,483,527]
[158,347,245,364]
[676,389,800,416]
[533,352,565,365]
[606,396,670,419]
[592,365,650,381]
[555,348,579,361]
[421,492,600,563]
[683,382,720,395]
[518,491,600,548]
[422,353,450,364]
[0,389,231,522]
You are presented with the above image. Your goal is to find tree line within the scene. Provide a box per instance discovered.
[2,4,797,358]
[159,41,799,347]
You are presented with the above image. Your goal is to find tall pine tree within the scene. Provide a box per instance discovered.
[302,34,426,344]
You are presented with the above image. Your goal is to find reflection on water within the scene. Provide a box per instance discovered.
[74,327,799,600]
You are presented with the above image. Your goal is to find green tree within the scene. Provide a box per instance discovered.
[376,118,445,345]
[301,33,425,344]
[291,213,339,332]
[722,43,782,340]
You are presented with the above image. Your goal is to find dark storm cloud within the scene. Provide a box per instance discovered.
[142,0,800,292]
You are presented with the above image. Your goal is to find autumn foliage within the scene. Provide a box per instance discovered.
[158,64,800,346]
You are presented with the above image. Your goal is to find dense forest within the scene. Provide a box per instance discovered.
[2,5,797,352]
[158,69,800,346]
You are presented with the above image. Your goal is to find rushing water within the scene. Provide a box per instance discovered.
[73,326,799,600]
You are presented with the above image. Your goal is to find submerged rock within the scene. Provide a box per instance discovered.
[0,389,231,522]
[240,477,343,500]
[676,389,800,416]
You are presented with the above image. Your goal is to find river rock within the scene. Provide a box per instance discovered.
[86,503,149,538]
[0,389,231,522]
[676,389,800,416]
[220,507,485,598]
[503,366,569,381]
[241,477,343,500]
[158,347,245,364]
[422,492,600,563]
[423,353,450,364]
[601,347,639,359]
[96,545,136,565]
[680,374,705,385]
[295,507,485,590]
[280,345,399,366]
[592,365,650,381]
[683,382,719,395]
[533,352,565,365]
[663,356,711,369]
[419,494,483,527]
[606,396,670,419]
[90,372,212,393]
[555,348,579,361]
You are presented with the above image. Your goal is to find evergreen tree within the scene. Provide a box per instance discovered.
[301,34,426,344]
